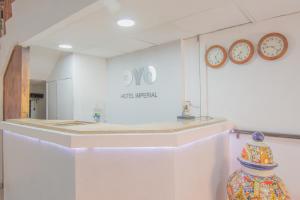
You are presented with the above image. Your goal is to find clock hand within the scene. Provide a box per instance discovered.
[265,46,275,51]
[237,51,242,57]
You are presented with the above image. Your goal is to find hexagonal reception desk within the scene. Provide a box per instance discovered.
[1,118,234,200]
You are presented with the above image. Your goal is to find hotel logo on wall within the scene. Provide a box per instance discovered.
[121,66,158,99]
[123,66,157,86]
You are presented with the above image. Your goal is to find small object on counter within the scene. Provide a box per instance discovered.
[227,131,290,200]
[93,104,104,123]
[177,115,196,120]
[177,101,195,120]
[93,112,101,122]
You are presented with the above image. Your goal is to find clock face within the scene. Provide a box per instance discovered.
[229,39,254,64]
[205,45,227,68]
[258,33,288,60]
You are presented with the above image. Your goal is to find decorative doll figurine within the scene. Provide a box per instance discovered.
[227,132,290,200]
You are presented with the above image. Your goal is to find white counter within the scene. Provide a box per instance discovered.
[1,118,234,200]
[1,118,233,148]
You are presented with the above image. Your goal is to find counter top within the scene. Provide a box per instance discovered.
[5,118,226,134]
[1,118,234,148]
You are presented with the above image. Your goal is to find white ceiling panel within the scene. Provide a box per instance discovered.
[173,4,250,36]
[89,36,153,54]
[23,0,246,58]
[237,0,300,21]
[113,0,231,31]
[25,0,298,58]
[132,23,191,45]
[35,33,153,58]
[79,47,124,58]
[28,0,232,44]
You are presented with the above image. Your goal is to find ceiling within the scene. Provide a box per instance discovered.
[22,0,300,58]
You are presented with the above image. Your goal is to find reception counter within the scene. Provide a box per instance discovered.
[1,118,234,200]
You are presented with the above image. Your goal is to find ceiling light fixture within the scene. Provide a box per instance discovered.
[58,44,73,49]
[117,19,135,27]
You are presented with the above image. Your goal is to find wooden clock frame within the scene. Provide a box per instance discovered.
[229,39,255,65]
[205,45,227,68]
[257,33,288,61]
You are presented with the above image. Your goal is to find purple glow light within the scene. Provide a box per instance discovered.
[3,130,229,152]
[4,131,40,142]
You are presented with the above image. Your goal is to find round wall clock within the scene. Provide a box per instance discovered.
[229,39,254,64]
[205,45,227,68]
[258,33,288,60]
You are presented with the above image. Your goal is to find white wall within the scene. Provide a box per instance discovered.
[47,53,106,121]
[197,15,300,199]
[29,46,62,81]
[48,53,74,81]
[200,13,300,134]
[73,54,107,121]
[106,41,183,124]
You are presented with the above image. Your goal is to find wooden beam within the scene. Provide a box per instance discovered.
[3,46,30,120]
[0,2,4,37]
[0,0,14,37]
[3,0,12,21]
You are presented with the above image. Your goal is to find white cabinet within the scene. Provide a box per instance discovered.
[46,53,106,121]
[47,79,73,120]
[57,79,73,120]
[47,81,57,120]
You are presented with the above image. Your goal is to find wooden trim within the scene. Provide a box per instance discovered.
[0,0,14,37]
[205,45,227,68]
[3,46,30,120]
[0,2,4,36]
[21,47,30,118]
[3,0,12,21]
[3,46,22,120]
[229,39,255,64]
[257,32,288,61]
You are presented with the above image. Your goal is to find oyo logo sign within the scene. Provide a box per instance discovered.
[123,66,157,86]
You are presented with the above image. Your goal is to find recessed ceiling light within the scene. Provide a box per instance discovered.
[117,19,135,27]
[58,44,73,49]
